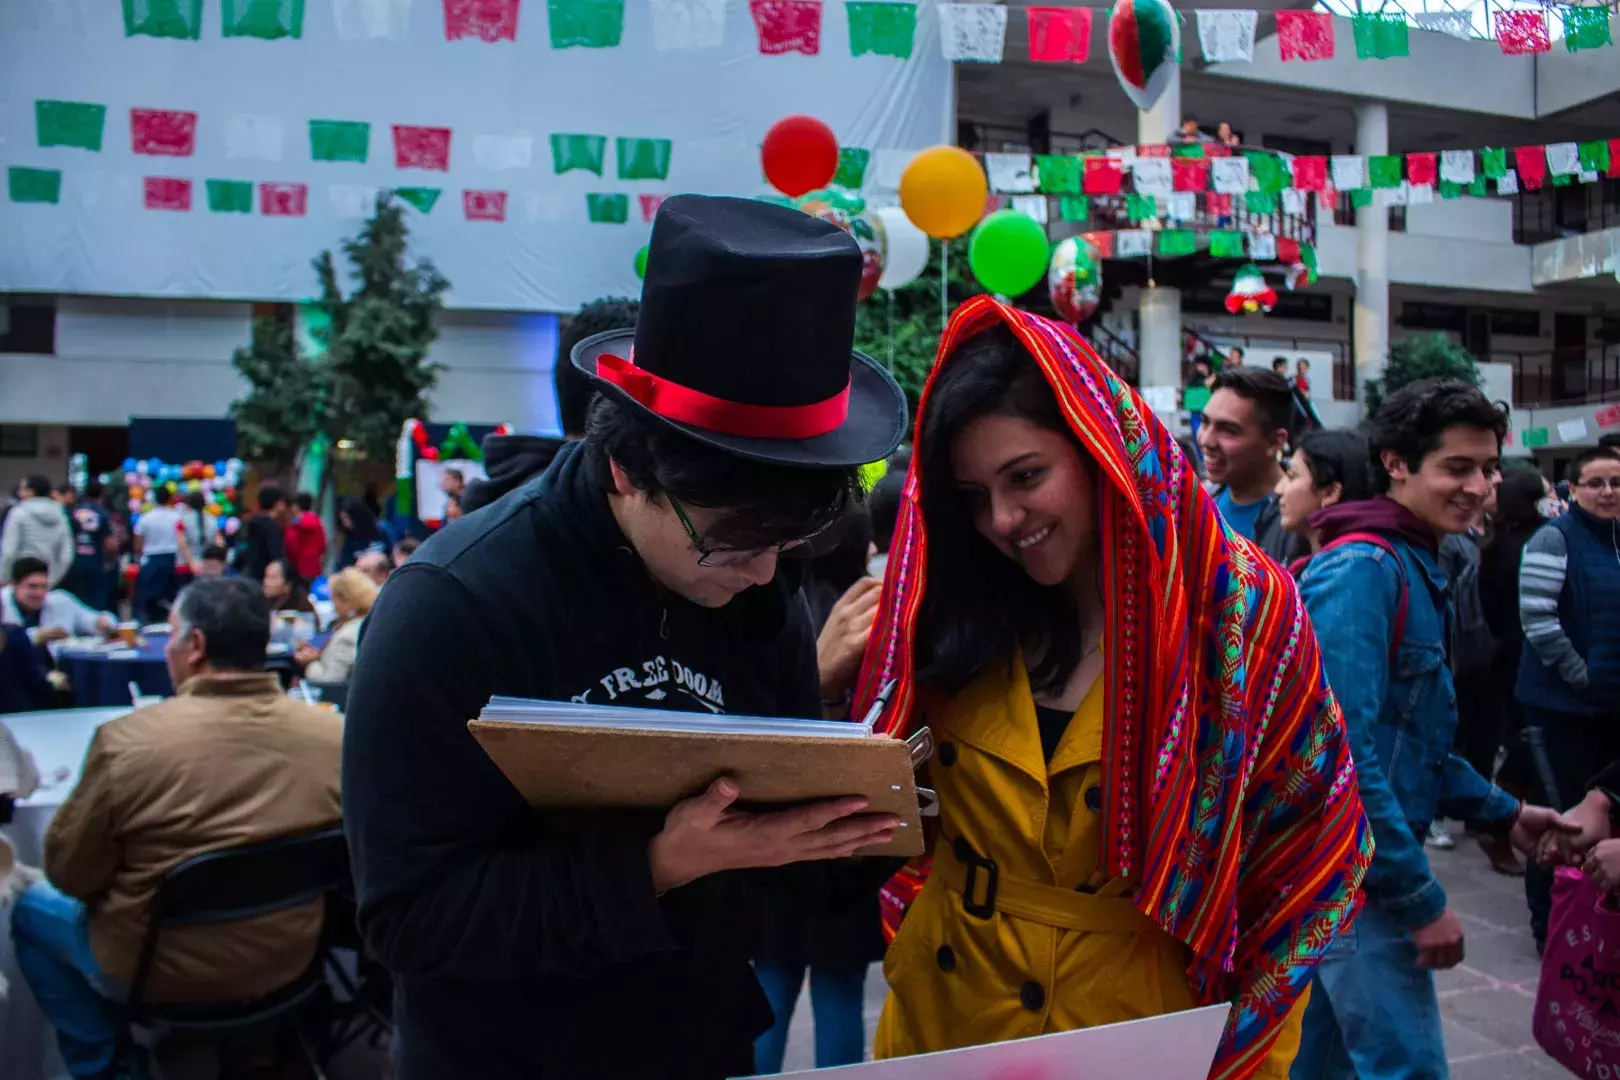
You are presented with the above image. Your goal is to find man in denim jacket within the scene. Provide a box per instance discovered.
[1290,380,1572,1080]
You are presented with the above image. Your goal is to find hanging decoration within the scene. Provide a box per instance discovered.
[899,144,988,238]
[1225,263,1277,314]
[1048,234,1103,323]
[1107,0,1180,110]
[761,115,840,198]
[1285,262,1316,292]
[874,205,929,289]
[967,208,1049,296]
[111,456,247,538]
[438,422,483,462]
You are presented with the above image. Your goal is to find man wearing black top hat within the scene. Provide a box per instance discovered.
[342,196,909,1079]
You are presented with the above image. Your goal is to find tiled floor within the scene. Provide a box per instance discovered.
[777,833,1564,1077]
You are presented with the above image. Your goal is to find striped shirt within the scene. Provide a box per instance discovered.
[1519,523,1588,689]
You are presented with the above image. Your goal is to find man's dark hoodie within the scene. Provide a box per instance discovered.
[460,433,567,514]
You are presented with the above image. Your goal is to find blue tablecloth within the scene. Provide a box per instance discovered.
[55,632,329,707]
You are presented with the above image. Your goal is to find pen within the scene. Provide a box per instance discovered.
[859,678,899,732]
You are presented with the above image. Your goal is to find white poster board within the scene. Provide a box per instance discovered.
[0,1,951,310]
[415,457,486,521]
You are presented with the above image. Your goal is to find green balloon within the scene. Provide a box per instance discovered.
[634,246,649,279]
[968,210,1051,298]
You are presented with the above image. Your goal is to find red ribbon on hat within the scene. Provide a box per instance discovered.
[597,351,850,440]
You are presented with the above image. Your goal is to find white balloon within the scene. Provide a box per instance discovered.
[875,205,930,291]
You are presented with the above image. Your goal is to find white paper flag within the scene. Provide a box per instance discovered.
[1439,150,1475,185]
[1581,169,1601,184]
[1115,230,1152,257]
[1497,170,1519,195]
[649,0,726,50]
[1385,182,1409,207]
[1210,157,1250,194]
[1011,194,1048,224]
[1281,189,1307,216]
[329,184,380,218]
[985,153,1035,193]
[871,149,914,192]
[523,191,568,224]
[76,170,140,211]
[1331,155,1366,191]
[1196,10,1257,63]
[1131,157,1173,197]
[1546,142,1580,176]
[473,134,533,171]
[1165,191,1196,221]
[333,0,411,39]
[1247,232,1277,260]
[1414,10,1472,39]
[1106,144,1137,164]
[225,114,285,162]
[938,3,1008,63]
[1408,183,1434,204]
[1558,417,1589,443]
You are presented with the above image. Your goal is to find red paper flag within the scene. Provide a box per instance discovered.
[463,189,507,221]
[394,125,453,171]
[1204,192,1232,217]
[1171,158,1209,192]
[1495,10,1549,55]
[1081,231,1113,258]
[1026,6,1091,62]
[749,0,821,55]
[1405,153,1437,187]
[260,182,308,216]
[1136,144,1170,158]
[1596,403,1620,430]
[1320,187,1339,211]
[1204,143,1232,158]
[443,0,521,41]
[1515,145,1547,190]
[1082,156,1122,195]
[143,176,191,211]
[1291,156,1327,192]
[1277,10,1334,61]
[131,108,197,157]
[639,193,666,222]
[1278,238,1301,264]
[1609,139,1620,179]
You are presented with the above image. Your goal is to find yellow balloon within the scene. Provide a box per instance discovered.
[899,145,989,239]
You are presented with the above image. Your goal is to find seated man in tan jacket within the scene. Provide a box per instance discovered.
[9,575,342,1079]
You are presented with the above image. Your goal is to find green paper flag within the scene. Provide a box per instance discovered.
[1522,427,1550,448]
[1439,180,1463,200]
[394,188,441,213]
[617,137,672,181]
[587,193,629,223]
[1209,230,1244,259]
[1299,242,1317,270]
[551,134,607,175]
[1562,6,1612,51]
[1470,177,1488,197]
[1579,140,1612,174]
[1352,13,1409,59]
[1349,189,1373,209]
[1170,143,1206,159]
[1368,156,1403,189]
[310,120,370,163]
[548,0,624,48]
[1158,229,1195,256]
[1126,193,1157,222]
[1551,172,1573,187]
[9,167,62,204]
[36,100,105,152]
[1035,155,1081,195]
[1480,148,1508,179]
[1246,191,1278,214]
[846,1,916,58]
[1243,152,1287,195]
[122,0,202,38]
[222,0,305,38]
[1058,196,1089,222]
[206,179,254,213]
[834,147,870,188]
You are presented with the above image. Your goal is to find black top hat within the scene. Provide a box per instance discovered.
[571,194,908,468]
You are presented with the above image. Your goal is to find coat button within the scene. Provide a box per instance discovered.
[939,741,957,767]
[1084,785,1102,811]
[953,836,973,863]
[1021,980,1045,1011]
[936,945,956,972]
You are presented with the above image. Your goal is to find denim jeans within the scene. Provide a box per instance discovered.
[11,880,124,1079]
[1290,900,1448,1080]
[752,963,868,1074]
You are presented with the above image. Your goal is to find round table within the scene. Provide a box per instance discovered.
[55,640,171,707]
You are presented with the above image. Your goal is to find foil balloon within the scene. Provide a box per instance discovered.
[1285,262,1317,292]
[1108,0,1180,111]
[1048,235,1103,323]
[794,189,887,300]
[875,205,929,290]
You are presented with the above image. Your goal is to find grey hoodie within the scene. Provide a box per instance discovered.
[0,497,74,586]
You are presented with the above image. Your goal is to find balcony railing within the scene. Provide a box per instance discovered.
[1500,346,1620,407]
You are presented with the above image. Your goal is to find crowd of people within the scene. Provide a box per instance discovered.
[2,194,1619,1080]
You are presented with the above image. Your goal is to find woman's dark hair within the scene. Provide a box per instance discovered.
[1366,378,1508,494]
[868,468,906,556]
[557,298,640,438]
[264,558,309,608]
[340,496,381,542]
[802,506,874,633]
[584,396,860,552]
[915,325,1089,696]
[1296,429,1376,504]
[1490,467,1549,551]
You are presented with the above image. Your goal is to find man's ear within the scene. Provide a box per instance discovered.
[1380,449,1409,484]
[1320,481,1345,509]
[1268,428,1291,458]
[606,457,640,498]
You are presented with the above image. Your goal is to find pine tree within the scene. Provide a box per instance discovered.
[1365,332,1481,412]
[230,311,326,471]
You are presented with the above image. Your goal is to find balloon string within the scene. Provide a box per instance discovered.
[887,288,896,372]
[940,241,949,335]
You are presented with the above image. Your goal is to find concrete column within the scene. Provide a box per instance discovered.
[1353,100,1391,397]
[1136,67,1182,397]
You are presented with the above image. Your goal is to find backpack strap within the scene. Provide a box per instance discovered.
[1316,531,1409,662]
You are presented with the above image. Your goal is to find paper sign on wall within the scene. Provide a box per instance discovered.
[1557,417,1590,443]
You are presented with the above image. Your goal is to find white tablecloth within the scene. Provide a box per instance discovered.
[2,708,128,1080]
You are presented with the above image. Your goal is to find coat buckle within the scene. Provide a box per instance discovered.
[954,836,998,919]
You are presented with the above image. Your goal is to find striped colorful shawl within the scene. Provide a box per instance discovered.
[853,297,1371,1080]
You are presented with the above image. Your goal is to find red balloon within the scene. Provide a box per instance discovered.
[422,446,439,460]
[761,116,839,198]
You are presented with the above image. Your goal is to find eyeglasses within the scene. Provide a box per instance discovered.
[667,494,824,567]
[1577,478,1620,493]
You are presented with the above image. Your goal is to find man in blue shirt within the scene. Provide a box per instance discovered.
[1199,367,1301,562]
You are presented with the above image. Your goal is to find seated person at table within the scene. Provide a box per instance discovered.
[0,622,56,714]
[391,536,420,570]
[262,558,315,616]
[9,576,343,1079]
[295,567,375,684]
[193,544,237,579]
[2,556,116,644]
[354,550,390,589]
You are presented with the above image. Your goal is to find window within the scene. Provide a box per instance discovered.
[1489,309,1540,337]
[1399,302,1467,332]
[0,295,56,354]
[0,425,40,458]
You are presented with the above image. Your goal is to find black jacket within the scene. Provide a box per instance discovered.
[238,513,285,581]
[461,433,568,515]
[343,442,840,1079]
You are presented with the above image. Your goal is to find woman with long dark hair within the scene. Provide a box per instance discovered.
[851,299,1369,1080]
[335,496,390,571]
